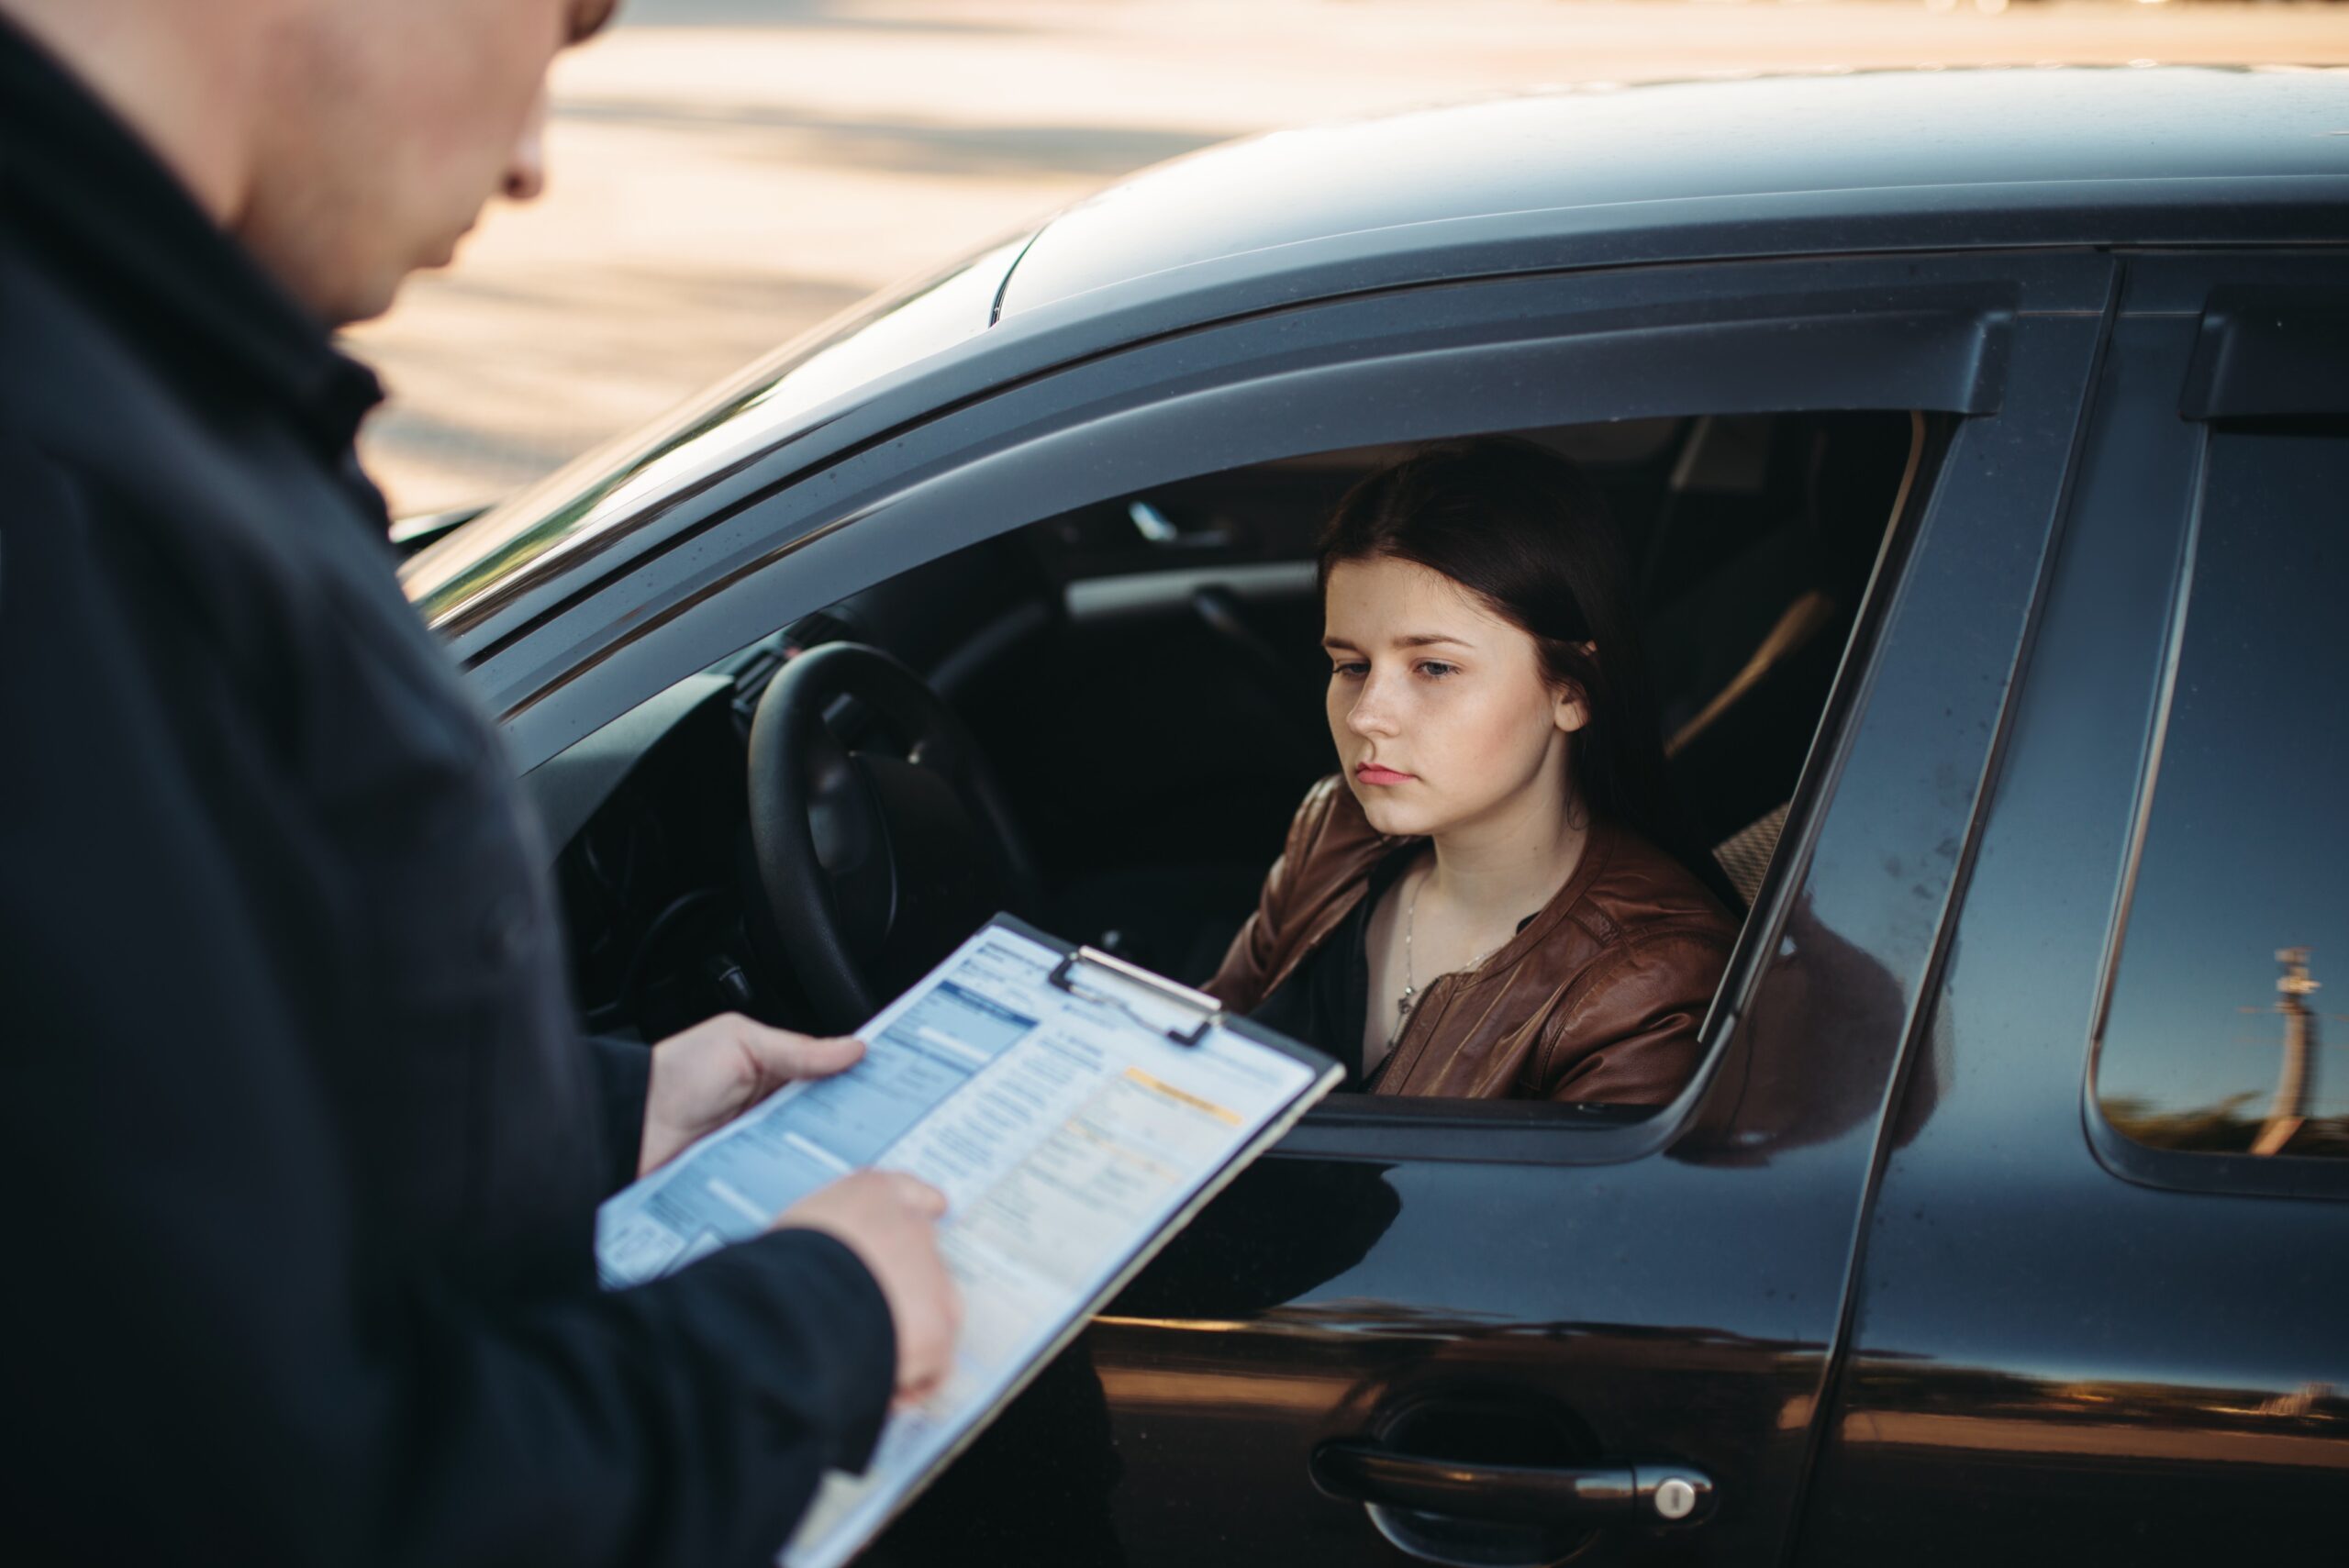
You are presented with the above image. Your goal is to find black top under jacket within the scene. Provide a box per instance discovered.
[1248,847,1540,1091]
[0,21,894,1567]
[1246,850,1405,1089]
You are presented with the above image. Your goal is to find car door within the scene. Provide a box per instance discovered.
[1795,252,2349,1562]
[763,251,2105,1568]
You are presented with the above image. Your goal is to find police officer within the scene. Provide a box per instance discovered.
[0,3,957,1563]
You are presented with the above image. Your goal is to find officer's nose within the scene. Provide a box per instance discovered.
[504,90,549,204]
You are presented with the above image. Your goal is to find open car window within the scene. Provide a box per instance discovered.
[552,410,1935,1112]
[506,249,2105,1156]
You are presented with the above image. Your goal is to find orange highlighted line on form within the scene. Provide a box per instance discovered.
[1121,1067,1241,1126]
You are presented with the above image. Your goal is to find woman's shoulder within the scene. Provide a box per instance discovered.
[1573,821,1740,950]
[1283,773,1390,865]
[1253,774,1398,932]
[1203,775,1397,1012]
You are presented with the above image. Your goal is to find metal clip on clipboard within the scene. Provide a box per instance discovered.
[1047,945,1225,1047]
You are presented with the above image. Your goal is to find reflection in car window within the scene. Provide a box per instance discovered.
[2097,421,2349,1162]
[400,234,1033,630]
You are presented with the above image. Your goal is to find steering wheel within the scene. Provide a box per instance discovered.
[745,640,1041,1033]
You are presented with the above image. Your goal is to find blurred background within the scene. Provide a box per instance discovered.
[346,0,2349,517]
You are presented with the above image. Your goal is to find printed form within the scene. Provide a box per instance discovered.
[595,920,1335,1568]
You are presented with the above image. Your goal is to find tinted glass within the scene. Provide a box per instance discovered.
[2097,422,2349,1162]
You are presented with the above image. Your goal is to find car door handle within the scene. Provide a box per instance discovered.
[1309,1440,1716,1527]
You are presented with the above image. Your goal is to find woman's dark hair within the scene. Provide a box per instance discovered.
[1319,435,1740,910]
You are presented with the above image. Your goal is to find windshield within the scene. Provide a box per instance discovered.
[400,233,1034,629]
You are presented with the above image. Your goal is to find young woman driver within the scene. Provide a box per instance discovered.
[1206,437,1741,1104]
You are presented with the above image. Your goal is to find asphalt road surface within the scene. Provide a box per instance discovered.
[344,0,2349,516]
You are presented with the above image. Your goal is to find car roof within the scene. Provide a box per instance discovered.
[996,66,2349,318]
[412,67,2346,653]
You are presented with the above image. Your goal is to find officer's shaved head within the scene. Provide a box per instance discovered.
[0,0,618,323]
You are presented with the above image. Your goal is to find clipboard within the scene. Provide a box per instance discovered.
[595,914,1341,1568]
[784,913,1341,1568]
[1046,926,1244,1046]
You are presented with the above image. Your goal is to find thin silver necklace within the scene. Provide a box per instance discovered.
[1392,867,1506,1046]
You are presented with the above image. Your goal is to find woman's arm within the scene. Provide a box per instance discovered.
[1534,926,1734,1105]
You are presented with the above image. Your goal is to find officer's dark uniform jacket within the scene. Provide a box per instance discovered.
[0,21,893,1567]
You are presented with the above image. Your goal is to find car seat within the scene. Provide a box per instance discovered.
[1650,411,1921,890]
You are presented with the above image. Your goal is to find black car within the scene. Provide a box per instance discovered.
[401,67,2349,1565]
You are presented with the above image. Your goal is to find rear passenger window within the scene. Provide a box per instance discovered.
[2096,420,2349,1163]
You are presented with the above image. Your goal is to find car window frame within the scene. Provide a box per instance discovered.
[484,250,2115,1164]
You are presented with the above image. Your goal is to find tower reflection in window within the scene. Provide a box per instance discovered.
[2094,420,2349,1163]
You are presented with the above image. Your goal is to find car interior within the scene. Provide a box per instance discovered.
[549,408,1932,1090]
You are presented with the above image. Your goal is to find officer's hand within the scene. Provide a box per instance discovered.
[778,1172,961,1405]
[638,1014,864,1176]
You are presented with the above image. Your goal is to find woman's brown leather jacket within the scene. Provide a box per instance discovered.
[1206,776,1738,1104]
